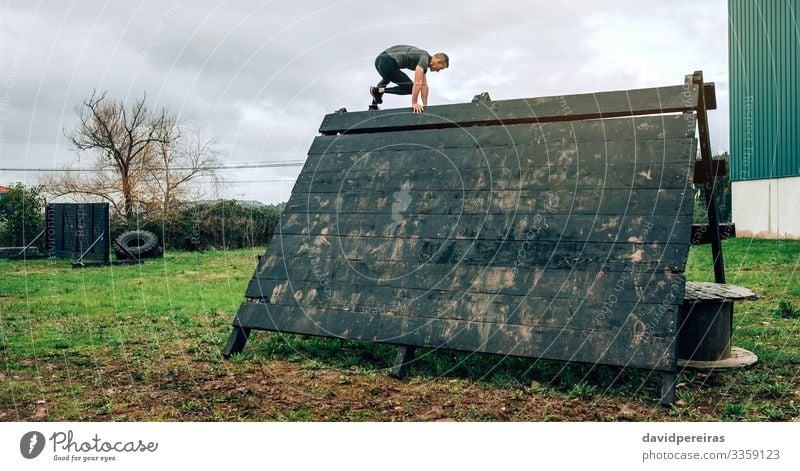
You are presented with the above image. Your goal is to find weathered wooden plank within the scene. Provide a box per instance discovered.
[244,278,678,335]
[284,188,694,217]
[250,256,686,304]
[309,115,697,154]
[302,138,697,175]
[692,157,726,183]
[262,235,687,270]
[234,302,677,371]
[276,212,693,245]
[684,281,757,302]
[291,162,693,193]
[319,81,699,134]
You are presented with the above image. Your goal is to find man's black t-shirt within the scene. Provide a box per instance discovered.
[383,45,431,73]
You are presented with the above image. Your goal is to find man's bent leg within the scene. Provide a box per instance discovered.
[382,69,412,95]
[383,80,412,95]
[374,54,392,89]
[375,53,413,95]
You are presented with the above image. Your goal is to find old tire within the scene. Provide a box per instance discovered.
[114,230,158,258]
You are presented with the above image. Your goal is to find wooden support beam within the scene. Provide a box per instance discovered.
[693,70,726,284]
[703,83,717,110]
[660,373,677,406]
[691,223,736,245]
[390,346,417,379]
[222,326,251,358]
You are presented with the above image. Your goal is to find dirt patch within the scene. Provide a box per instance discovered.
[4,358,679,422]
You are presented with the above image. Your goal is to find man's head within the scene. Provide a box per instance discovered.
[429,52,449,72]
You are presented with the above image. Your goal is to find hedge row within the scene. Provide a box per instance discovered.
[113,200,282,251]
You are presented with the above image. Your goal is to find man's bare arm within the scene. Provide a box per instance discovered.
[421,73,429,107]
[411,65,425,113]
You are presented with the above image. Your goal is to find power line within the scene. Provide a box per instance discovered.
[226,181,295,184]
[0,160,306,172]
[210,161,305,169]
[196,179,295,184]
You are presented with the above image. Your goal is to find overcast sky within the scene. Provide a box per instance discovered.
[1,0,729,204]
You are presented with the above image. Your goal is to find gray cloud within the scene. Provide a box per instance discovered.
[1,0,729,203]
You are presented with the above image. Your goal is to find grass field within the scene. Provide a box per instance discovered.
[0,238,798,421]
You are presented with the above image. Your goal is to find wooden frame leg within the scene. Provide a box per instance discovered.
[660,372,677,406]
[390,346,416,379]
[222,326,251,358]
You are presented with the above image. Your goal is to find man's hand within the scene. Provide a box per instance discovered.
[412,103,424,114]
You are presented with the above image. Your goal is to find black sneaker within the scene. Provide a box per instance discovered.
[369,86,383,104]
[368,103,379,111]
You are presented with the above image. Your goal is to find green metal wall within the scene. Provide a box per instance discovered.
[729,0,799,181]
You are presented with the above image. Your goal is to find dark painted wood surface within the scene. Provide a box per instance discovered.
[690,223,736,245]
[243,278,680,334]
[693,157,726,183]
[45,203,110,261]
[303,139,698,174]
[311,115,697,154]
[258,235,687,269]
[228,84,699,374]
[677,302,732,361]
[248,259,686,303]
[319,81,699,134]
[234,302,677,370]
[284,188,694,216]
[291,162,693,193]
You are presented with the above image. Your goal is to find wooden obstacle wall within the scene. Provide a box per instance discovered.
[225,76,705,376]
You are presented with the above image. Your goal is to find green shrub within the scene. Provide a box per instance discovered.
[0,183,45,247]
[111,200,282,251]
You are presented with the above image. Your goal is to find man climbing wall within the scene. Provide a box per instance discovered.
[369,45,449,113]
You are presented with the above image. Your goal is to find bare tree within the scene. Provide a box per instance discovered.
[45,91,220,221]
[63,91,171,220]
[142,124,222,221]
[41,165,125,214]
